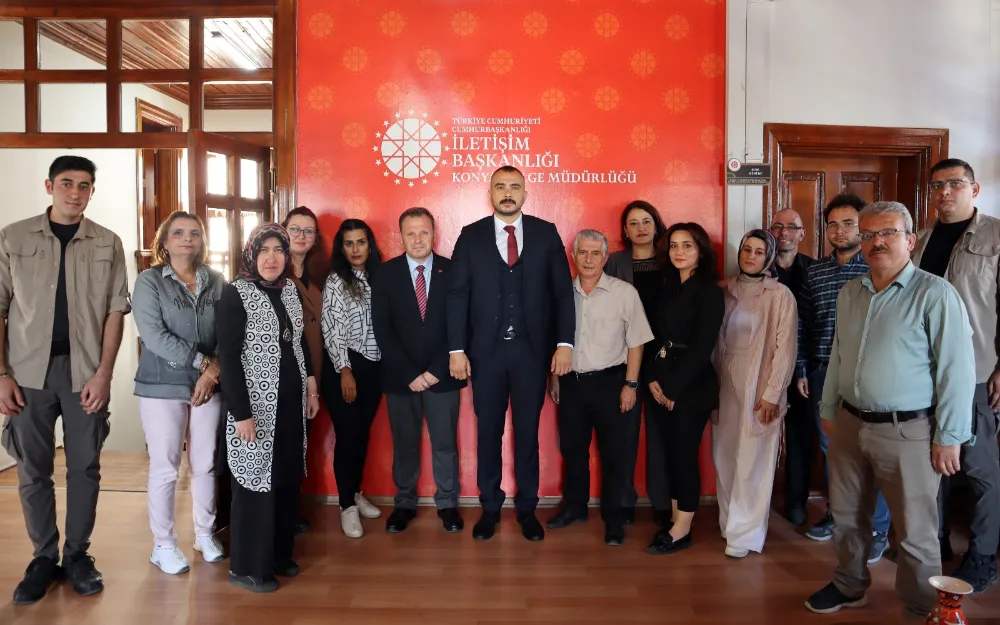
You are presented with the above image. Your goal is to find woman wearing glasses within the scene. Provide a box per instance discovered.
[281,206,329,534]
[713,229,797,559]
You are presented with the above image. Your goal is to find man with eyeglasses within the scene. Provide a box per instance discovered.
[912,158,1000,593]
[795,194,892,562]
[805,201,974,619]
[767,209,815,528]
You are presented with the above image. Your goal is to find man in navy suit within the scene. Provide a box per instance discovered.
[447,166,575,541]
[372,207,467,534]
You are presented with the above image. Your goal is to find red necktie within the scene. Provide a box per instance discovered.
[504,225,518,267]
[415,265,427,319]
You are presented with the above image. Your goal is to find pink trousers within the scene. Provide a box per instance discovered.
[138,396,222,547]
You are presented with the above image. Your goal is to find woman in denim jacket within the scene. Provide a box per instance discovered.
[131,211,227,575]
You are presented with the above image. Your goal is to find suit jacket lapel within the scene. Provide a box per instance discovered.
[397,257,424,325]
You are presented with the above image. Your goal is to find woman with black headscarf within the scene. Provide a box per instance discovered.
[712,229,797,560]
[216,223,320,593]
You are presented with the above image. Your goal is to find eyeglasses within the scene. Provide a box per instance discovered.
[929,179,973,192]
[768,224,802,232]
[288,226,317,238]
[859,228,909,242]
[826,221,858,231]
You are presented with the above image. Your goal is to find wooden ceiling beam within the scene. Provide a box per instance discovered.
[0,68,273,83]
[0,131,272,149]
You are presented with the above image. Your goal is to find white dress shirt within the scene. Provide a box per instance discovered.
[406,252,433,297]
[494,214,523,263]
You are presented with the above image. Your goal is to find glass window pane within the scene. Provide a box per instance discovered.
[0,84,25,131]
[241,211,261,245]
[40,84,106,132]
[202,81,272,132]
[38,20,107,69]
[122,84,188,133]
[240,159,260,199]
[207,152,229,195]
[122,20,189,69]
[204,18,272,69]
[0,19,25,69]
[207,208,230,278]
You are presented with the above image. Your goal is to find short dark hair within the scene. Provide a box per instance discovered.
[661,222,719,282]
[491,165,523,181]
[619,200,667,250]
[822,193,866,223]
[931,158,975,183]
[49,155,97,183]
[398,206,435,230]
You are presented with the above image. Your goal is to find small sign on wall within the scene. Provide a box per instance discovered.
[726,158,772,185]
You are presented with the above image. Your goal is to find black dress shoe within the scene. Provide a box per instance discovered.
[229,572,279,593]
[275,561,300,577]
[438,507,464,532]
[622,507,635,525]
[647,530,692,555]
[63,553,103,596]
[517,512,545,542]
[605,524,625,546]
[546,508,588,530]
[12,556,63,605]
[473,512,500,540]
[385,508,417,533]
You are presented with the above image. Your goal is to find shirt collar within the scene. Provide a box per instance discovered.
[861,260,916,292]
[574,272,611,295]
[406,253,434,274]
[494,213,523,236]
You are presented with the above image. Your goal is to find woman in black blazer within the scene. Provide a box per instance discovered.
[646,222,725,556]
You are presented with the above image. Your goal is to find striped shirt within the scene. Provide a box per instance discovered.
[795,250,868,379]
[321,269,380,371]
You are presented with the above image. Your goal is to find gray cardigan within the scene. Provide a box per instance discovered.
[132,265,227,399]
[603,249,634,283]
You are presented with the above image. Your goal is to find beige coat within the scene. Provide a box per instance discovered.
[714,276,798,437]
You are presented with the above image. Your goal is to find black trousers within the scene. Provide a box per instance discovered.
[783,375,816,513]
[629,388,671,512]
[470,337,547,514]
[230,477,297,579]
[938,382,1000,555]
[557,368,627,525]
[322,350,383,510]
[657,403,710,513]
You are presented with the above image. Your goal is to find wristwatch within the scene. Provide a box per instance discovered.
[624,380,638,389]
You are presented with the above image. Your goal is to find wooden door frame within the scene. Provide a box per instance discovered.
[135,98,183,258]
[762,123,949,230]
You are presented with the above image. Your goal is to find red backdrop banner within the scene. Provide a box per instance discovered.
[296,0,727,501]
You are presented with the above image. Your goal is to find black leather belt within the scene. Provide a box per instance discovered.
[843,401,934,424]
[570,364,625,379]
[655,341,688,359]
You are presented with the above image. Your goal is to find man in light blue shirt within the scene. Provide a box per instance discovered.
[805,201,975,621]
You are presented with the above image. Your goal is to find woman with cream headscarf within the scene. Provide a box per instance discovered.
[713,229,797,559]
[215,223,320,593]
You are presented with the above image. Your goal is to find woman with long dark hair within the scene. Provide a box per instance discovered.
[321,219,384,538]
[215,223,320,592]
[281,206,329,534]
[603,200,669,525]
[646,223,725,555]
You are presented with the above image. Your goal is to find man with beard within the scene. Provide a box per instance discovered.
[768,208,814,526]
[447,166,575,541]
[795,194,892,564]
[913,158,1000,593]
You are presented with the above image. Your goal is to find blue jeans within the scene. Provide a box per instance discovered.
[809,362,892,534]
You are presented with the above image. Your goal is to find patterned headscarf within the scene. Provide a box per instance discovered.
[738,229,778,278]
[238,222,291,289]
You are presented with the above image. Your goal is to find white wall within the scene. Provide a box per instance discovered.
[204,109,272,132]
[726,0,1000,274]
[0,22,255,454]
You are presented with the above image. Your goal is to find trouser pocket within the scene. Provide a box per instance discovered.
[1,415,23,462]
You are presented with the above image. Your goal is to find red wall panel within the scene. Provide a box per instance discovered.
[296,0,726,500]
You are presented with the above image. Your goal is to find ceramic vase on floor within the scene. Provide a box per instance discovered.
[925,575,973,625]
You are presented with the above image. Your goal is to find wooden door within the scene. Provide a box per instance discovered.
[780,153,915,258]
[188,130,272,280]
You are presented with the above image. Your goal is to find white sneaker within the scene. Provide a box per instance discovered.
[193,534,225,563]
[341,505,364,538]
[150,545,190,574]
[355,492,381,519]
[725,546,750,559]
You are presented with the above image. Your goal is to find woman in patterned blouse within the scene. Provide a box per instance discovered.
[321,219,384,538]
